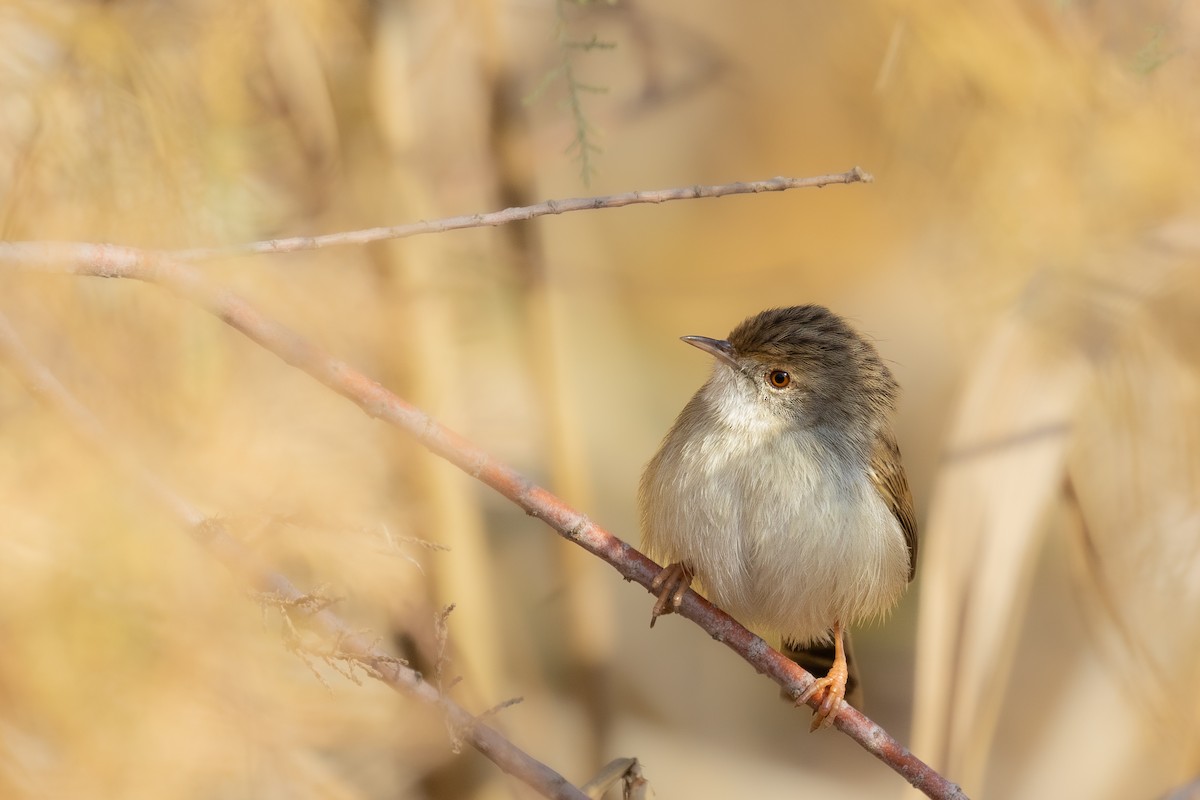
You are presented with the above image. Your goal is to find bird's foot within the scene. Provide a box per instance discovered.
[649,562,693,627]
[796,659,849,731]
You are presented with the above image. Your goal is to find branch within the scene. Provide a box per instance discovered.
[0,237,966,800]
[160,168,872,260]
[0,311,590,800]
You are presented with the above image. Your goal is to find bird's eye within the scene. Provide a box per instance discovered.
[767,370,791,388]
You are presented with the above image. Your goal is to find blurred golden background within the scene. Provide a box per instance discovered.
[1,1,1198,798]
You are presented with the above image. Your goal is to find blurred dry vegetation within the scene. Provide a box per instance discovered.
[0,1,1198,798]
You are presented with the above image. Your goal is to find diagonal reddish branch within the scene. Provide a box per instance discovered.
[0,237,966,800]
[0,311,590,800]
[165,168,872,261]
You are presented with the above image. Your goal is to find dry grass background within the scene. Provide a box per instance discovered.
[1,1,1199,798]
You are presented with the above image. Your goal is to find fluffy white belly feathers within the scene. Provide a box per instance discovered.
[640,416,909,644]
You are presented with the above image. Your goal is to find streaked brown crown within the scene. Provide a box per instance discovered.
[726,305,897,441]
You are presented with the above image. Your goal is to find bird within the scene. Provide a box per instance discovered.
[638,305,917,730]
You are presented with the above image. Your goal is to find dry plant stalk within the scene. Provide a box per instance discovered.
[167,169,872,260]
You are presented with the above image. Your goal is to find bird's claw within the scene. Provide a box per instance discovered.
[796,674,846,730]
[649,562,693,627]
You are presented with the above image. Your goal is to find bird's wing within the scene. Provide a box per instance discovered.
[869,430,918,581]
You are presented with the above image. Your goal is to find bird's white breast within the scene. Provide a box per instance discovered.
[640,397,910,645]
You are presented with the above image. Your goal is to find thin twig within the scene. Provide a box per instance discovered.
[0,236,965,800]
[0,312,589,800]
[159,169,872,261]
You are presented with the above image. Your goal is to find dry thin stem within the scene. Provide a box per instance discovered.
[0,312,589,800]
[0,230,965,799]
[164,169,872,261]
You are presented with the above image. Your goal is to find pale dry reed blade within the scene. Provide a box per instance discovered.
[1062,235,1200,777]
[368,0,504,708]
[912,237,1200,797]
[910,311,1090,795]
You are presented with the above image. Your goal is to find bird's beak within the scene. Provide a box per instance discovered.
[681,335,739,370]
